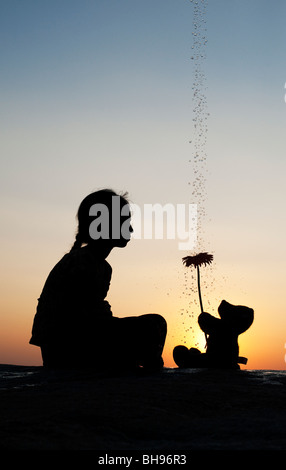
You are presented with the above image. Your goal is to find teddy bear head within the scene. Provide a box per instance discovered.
[218,300,254,334]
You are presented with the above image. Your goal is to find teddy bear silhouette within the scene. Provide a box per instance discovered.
[173,300,254,369]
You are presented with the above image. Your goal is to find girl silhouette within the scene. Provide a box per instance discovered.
[30,189,167,371]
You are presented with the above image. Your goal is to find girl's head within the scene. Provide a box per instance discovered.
[71,189,132,251]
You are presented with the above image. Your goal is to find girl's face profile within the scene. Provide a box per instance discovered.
[114,204,133,247]
[88,198,133,248]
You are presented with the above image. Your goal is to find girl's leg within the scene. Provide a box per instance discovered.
[135,314,167,369]
[41,314,167,371]
[112,314,167,370]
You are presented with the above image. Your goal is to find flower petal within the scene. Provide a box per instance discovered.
[182,252,213,268]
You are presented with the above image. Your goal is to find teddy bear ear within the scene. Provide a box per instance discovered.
[239,308,254,334]
[232,306,254,334]
[218,302,254,334]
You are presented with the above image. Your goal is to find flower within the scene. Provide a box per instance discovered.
[182,252,213,268]
[182,252,214,343]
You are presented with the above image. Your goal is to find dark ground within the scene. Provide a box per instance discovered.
[0,365,285,457]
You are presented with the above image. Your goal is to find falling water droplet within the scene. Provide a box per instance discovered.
[179,0,211,349]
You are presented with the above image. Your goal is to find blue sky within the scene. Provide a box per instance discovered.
[1,0,286,367]
[1,0,285,205]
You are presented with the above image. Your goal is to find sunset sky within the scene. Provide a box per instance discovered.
[1,0,286,369]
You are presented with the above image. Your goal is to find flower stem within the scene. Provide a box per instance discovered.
[197,266,208,346]
[197,266,204,313]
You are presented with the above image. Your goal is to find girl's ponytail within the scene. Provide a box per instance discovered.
[70,232,82,252]
[69,189,129,252]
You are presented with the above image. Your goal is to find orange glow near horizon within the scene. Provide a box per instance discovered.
[0,233,285,371]
[1,0,286,376]
[2,311,285,371]
[1,263,285,372]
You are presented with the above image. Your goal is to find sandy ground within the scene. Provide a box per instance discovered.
[0,365,285,454]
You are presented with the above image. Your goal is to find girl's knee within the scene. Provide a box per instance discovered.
[156,314,167,332]
[140,313,167,331]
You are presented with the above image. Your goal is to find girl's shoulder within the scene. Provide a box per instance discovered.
[55,246,112,276]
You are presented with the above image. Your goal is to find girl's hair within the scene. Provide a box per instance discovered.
[70,189,129,251]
